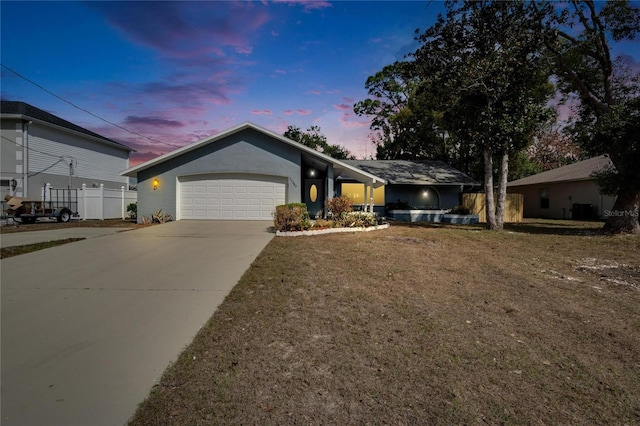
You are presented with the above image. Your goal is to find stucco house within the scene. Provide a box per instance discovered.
[122,122,385,221]
[122,122,478,222]
[1,101,133,200]
[339,160,479,214]
[507,155,616,220]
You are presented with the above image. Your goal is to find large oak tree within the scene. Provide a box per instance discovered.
[411,0,554,230]
[540,0,640,233]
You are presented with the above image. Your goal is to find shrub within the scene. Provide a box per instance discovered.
[326,196,353,219]
[151,209,172,223]
[126,202,137,219]
[311,218,332,230]
[273,203,311,232]
[385,200,412,210]
[449,205,471,215]
[339,211,381,228]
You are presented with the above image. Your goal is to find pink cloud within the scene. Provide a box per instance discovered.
[270,0,333,12]
[130,151,165,166]
[333,103,351,111]
[141,79,233,107]
[283,109,294,115]
[252,109,273,115]
[309,90,322,95]
[89,2,270,59]
[236,46,254,55]
[296,109,312,115]
[339,112,368,128]
[343,97,354,103]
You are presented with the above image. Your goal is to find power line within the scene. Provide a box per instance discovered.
[28,158,66,178]
[1,63,182,149]
[2,135,76,177]
[1,135,61,158]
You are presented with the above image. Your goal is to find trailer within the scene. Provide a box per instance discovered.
[4,188,79,224]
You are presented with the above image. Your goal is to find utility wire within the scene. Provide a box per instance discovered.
[1,63,182,149]
[2,136,76,176]
[2,135,62,158]
[28,158,66,178]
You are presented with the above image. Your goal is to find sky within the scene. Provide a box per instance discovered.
[1,1,639,166]
[1,0,445,164]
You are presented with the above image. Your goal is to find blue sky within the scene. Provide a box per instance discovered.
[2,1,638,165]
[1,1,442,163]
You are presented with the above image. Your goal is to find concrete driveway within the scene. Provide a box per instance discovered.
[1,221,274,426]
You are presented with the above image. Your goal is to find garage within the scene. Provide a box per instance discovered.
[179,174,286,220]
[123,123,385,223]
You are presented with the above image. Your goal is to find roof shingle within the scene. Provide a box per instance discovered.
[341,160,479,186]
[508,155,612,187]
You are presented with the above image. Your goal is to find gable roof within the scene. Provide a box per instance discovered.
[508,155,612,187]
[1,100,132,152]
[121,122,386,186]
[341,160,480,186]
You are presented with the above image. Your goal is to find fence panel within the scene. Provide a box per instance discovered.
[78,184,137,220]
[462,193,523,223]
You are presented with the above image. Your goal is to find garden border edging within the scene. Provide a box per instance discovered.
[276,223,389,237]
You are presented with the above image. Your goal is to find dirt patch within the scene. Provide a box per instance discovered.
[575,258,640,291]
[130,221,640,425]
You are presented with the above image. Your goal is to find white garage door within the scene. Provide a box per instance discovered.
[179,176,286,220]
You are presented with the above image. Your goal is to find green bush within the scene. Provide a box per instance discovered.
[126,202,137,219]
[273,203,311,232]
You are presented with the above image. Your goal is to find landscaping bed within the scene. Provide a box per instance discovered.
[129,220,640,425]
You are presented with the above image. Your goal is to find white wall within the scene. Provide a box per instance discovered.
[508,180,616,219]
[76,184,137,220]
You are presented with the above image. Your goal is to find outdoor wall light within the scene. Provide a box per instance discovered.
[422,190,429,198]
[310,169,316,177]
[153,178,159,190]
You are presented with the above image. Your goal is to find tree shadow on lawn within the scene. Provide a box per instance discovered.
[392,219,606,236]
[504,220,605,236]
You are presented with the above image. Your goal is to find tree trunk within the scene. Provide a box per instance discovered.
[483,147,497,230]
[602,187,640,234]
[494,148,509,231]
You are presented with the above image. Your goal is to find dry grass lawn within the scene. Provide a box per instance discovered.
[130,220,640,425]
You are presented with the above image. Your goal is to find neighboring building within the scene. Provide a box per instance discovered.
[122,122,478,222]
[339,160,479,214]
[1,101,133,200]
[507,155,616,220]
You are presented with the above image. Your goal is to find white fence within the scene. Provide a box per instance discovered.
[78,184,137,220]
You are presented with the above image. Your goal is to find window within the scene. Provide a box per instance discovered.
[540,188,549,209]
[340,183,385,205]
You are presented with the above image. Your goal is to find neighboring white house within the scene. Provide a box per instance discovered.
[507,155,616,220]
[1,100,133,200]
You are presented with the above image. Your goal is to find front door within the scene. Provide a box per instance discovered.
[304,179,324,219]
